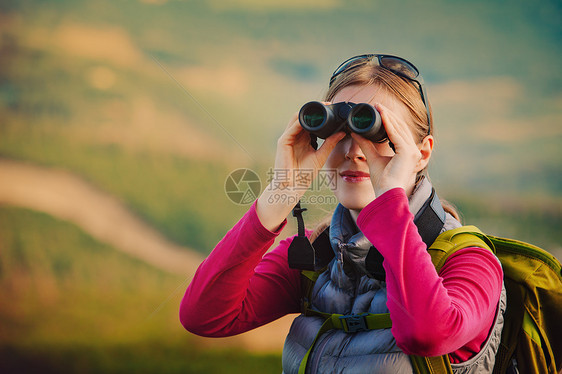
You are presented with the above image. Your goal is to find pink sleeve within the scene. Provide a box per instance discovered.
[179,201,302,337]
[356,188,503,361]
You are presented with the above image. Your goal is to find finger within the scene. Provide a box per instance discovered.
[376,103,402,141]
[279,115,306,144]
[378,104,415,143]
[315,131,346,162]
[376,103,416,149]
[284,112,299,131]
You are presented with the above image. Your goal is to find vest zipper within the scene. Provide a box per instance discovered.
[336,243,346,289]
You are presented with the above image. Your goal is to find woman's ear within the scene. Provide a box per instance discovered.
[416,135,434,172]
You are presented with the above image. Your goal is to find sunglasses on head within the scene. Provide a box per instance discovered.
[329,54,432,134]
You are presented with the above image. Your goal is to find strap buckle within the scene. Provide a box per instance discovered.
[339,313,368,333]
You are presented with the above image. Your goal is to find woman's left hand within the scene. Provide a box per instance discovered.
[351,103,427,197]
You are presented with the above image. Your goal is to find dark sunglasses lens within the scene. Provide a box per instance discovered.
[380,56,419,79]
[332,56,368,79]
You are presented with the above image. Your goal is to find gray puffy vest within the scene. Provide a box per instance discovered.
[282,180,506,374]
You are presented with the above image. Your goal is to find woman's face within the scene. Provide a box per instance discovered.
[325,84,415,211]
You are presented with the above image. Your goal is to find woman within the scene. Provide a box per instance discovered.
[180,54,505,373]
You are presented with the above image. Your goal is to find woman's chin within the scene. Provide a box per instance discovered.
[334,184,376,211]
[338,196,374,212]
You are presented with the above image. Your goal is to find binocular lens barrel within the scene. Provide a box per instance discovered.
[298,101,339,139]
[348,103,385,142]
[349,105,375,130]
[298,101,386,142]
[300,102,327,129]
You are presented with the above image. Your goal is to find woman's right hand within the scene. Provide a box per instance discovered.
[256,111,345,232]
[274,111,345,188]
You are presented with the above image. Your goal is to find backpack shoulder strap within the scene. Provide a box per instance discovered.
[428,225,495,272]
[300,269,322,315]
[410,355,453,374]
[299,227,332,314]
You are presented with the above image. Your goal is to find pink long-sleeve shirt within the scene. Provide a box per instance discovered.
[180,188,503,363]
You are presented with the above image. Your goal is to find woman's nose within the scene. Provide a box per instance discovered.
[344,138,366,161]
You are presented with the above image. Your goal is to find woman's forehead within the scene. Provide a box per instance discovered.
[332,84,381,102]
[332,84,410,120]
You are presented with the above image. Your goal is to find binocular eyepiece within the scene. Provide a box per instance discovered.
[298,101,387,143]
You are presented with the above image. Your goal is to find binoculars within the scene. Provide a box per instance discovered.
[298,101,387,142]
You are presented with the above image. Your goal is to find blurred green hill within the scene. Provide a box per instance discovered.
[0,207,283,373]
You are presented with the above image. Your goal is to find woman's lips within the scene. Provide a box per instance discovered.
[340,170,371,183]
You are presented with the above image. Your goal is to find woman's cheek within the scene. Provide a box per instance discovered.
[325,144,345,169]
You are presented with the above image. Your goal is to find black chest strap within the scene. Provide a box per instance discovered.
[288,188,446,274]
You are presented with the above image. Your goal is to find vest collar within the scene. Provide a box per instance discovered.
[329,177,435,279]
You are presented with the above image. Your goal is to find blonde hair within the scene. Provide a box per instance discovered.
[321,59,461,222]
[325,61,431,143]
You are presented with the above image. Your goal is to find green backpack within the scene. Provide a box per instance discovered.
[298,225,562,374]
